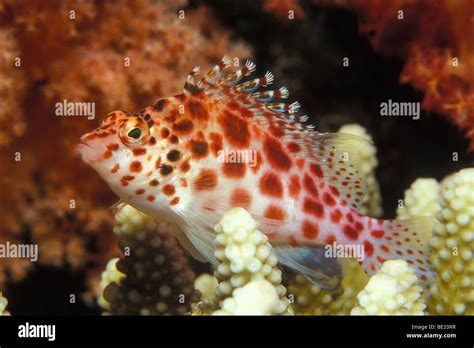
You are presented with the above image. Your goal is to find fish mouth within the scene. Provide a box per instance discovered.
[77,141,101,164]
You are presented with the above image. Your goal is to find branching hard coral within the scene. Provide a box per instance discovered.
[396,178,440,222]
[98,258,125,312]
[351,260,426,315]
[194,274,218,301]
[0,28,27,146]
[213,208,290,315]
[428,168,474,315]
[286,258,368,315]
[0,292,10,315]
[100,204,200,315]
[213,279,283,315]
[338,124,382,218]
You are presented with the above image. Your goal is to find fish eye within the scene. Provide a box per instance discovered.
[119,118,149,147]
[128,128,141,139]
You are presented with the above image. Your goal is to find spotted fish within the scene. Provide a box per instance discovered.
[78,56,435,289]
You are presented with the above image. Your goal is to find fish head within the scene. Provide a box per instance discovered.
[78,110,172,212]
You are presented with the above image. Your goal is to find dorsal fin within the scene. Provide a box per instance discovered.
[182,56,312,132]
[182,57,371,211]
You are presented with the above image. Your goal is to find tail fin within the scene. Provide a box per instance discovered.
[361,216,436,286]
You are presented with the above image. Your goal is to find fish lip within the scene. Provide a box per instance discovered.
[77,142,101,164]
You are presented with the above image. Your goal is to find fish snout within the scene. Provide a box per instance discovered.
[77,133,104,164]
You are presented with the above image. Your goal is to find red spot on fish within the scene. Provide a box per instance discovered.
[162,184,176,196]
[346,213,354,223]
[226,100,253,118]
[170,197,180,205]
[160,164,173,176]
[329,186,340,197]
[296,158,305,169]
[303,175,319,197]
[169,134,179,144]
[377,256,385,263]
[363,240,374,257]
[323,192,336,206]
[269,123,285,137]
[122,175,135,181]
[135,188,145,195]
[302,221,319,240]
[193,169,218,191]
[189,140,209,159]
[155,99,169,112]
[310,163,324,178]
[154,157,161,169]
[187,100,209,121]
[287,142,301,153]
[371,230,384,238]
[165,110,178,123]
[303,198,325,219]
[110,164,120,173]
[230,188,252,210]
[222,162,246,178]
[407,249,414,255]
[132,148,147,156]
[160,127,170,138]
[330,209,343,224]
[149,179,159,186]
[180,160,191,173]
[167,150,181,162]
[218,110,249,148]
[355,222,364,232]
[107,143,119,151]
[259,172,283,198]
[343,225,359,240]
[209,132,223,156]
[288,235,299,247]
[102,150,112,160]
[173,119,194,135]
[148,137,157,145]
[264,205,286,221]
[147,195,155,202]
[130,161,143,173]
[263,136,292,171]
[288,175,301,198]
[325,235,336,244]
[381,245,389,253]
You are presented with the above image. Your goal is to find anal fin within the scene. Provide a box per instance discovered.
[274,245,343,290]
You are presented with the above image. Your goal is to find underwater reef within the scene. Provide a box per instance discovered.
[0,0,473,316]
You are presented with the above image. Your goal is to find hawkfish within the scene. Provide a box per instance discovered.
[78,56,435,289]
